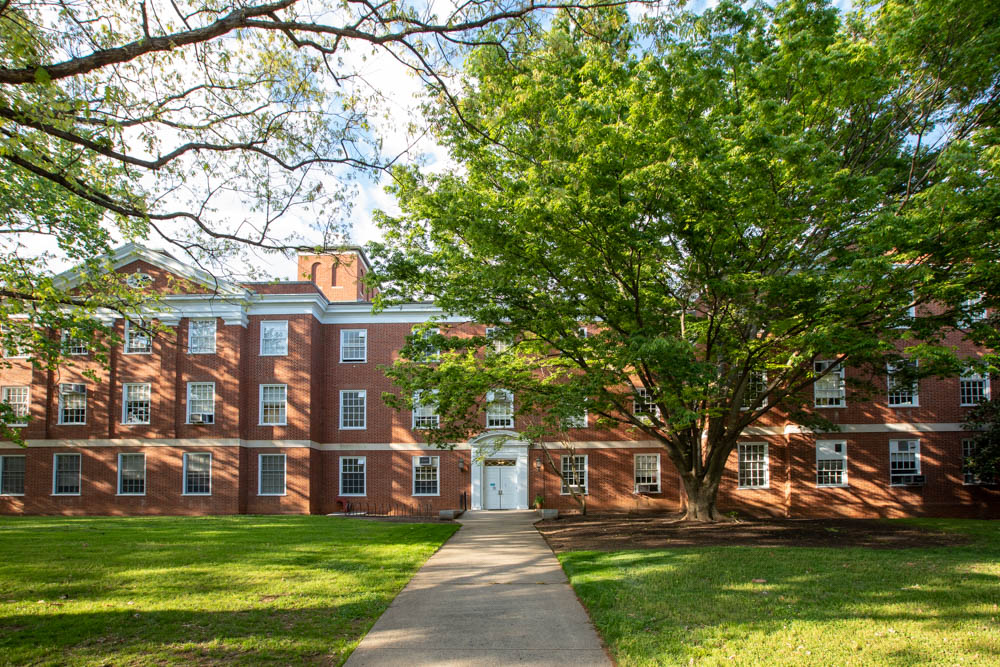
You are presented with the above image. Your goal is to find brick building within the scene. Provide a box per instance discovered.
[1,244,997,517]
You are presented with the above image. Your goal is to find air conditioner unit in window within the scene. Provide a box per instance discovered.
[418,456,433,466]
[635,483,659,494]
[61,383,86,394]
[190,413,204,423]
[891,474,925,486]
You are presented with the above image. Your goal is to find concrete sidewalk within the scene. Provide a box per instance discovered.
[345,510,610,666]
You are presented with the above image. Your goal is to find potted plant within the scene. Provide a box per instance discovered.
[533,494,545,509]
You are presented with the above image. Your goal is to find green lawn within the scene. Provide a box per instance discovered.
[560,519,1000,666]
[0,516,458,666]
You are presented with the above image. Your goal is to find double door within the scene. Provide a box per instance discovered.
[484,459,517,509]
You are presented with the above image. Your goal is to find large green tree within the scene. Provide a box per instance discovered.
[0,0,642,435]
[373,0,1000,519]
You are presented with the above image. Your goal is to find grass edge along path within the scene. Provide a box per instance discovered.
[0,515,459,666]
[558,518,1000,666]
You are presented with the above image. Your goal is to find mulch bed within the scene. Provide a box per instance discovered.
[536,513,970,552]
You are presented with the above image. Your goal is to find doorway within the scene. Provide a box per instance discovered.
[483,459,518,509]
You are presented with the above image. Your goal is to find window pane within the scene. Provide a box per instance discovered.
[1,456,25,495]
[2,386,29,424]
[561,455,587,494]
[189,319,217,353]
[187,383,215,422]
[125,322,152,353]
[413,392,439,429]
[741,371,768,409]
[341,329,367,362]
[123,384,151,424]
[960,374,988,406]
[635,454,659,492]
[184,453,212,494]
[260,385,287,424]
[486,389,514,428]
[340,391,366,428]
[341,457,366,495]
[59,385,87,424]
[260,455,285,494]
[54,454,81,494]
[119,453,145,494]
[261,321,288,355]
[738,443,768,488]
[414,457,439,495]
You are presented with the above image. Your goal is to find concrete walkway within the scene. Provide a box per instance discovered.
[345,510,610,666]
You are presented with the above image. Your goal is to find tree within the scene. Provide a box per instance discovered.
[962,398,1000,485]
[373,0,1000,520]
[0,0,643,434]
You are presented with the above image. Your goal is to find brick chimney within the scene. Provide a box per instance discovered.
[297,248,375,302]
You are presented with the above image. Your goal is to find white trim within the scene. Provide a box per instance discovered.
[813,360,846,408]
[187,318,217,354]
[1,385,30,427]
[0,454,26,496]
[258,384,288,426]
[338,455,367,496]
[123,320,153,355]
[633,452,661,494]
[57,383,87,426]
[259,320,289,356]
[116,452,147,496]
[52,452,82,496]
[411,455,440,496]
[339,390,367,430]
[121,382,152,425]
[737,442,769,490]
[887,360,919,407]
[182,452,213,496]
[959,372,991,406]
[560,454,589,495]
[186,382,216,425]
[815,440,849,488]
[257,453,287,496]
[889,438,922,486]
[339,328,368,363]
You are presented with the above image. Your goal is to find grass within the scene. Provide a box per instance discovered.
[0,515,458,666]
[559,519,1000,666]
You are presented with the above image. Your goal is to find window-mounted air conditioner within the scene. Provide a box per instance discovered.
[61,383,86,394]
[891,474,925,486]
[418,456,433,466]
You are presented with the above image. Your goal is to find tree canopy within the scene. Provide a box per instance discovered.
[373,0,1000,519]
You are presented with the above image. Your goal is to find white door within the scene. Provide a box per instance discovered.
[484,459,517,509]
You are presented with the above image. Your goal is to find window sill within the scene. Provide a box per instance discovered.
[737,485,770,490]
[259,422,288,427]
[816,483,849,488]
[185,422,215,426]
[889,404,919,408]
[814,404,846,409]
[123,351,152,355]
[116,493,146,497]
[57,423,87,426]
[0,493,25,497]
[340,359,367,364]
[51,493,81,497]
[121,423,151,426]
[187,350,217,355]
[259,352,288,357]
[258,492,287,497]
[8,424,27,428]
[182,493,212,497]
[339,426,367,431]
[412,493,440,497]
[339,493,366,497]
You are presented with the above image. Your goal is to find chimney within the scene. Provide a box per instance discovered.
[297,249,375,302]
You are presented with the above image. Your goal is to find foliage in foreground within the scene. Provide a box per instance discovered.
[560,519,1000,666]
[0,516,458,666]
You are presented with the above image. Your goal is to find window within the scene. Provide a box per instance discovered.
[187,382,215,424]
[577,326,589,339]
[889,439,922,485]
[485,326,509,353]
[960,373,990,406]
[62,331,88,355]
[412,326,440,361]
[124,320,152,354]
[122,383,151,425]
[1,386,29,426]
[53,453,81,495]
[188,319,217,354]
[259,384,287,425]
[561,454,588,494]
[816,440,848,487]
[962,295,987,325]
[633,387,660,423]
[413,455,440,495]
[0,455,25,495]
[183,452,212,495]
[486,389,514,429]
[887,360,919,407]
[412,391,439,429]
[737,443,769,489]
[634,453,660,493]
[340,456,366,495]
[58,383,87,425]
[741,371,768,410]
[1,325,29,359]
[258,454,286,495]
[962,439,994,486]
[260,320,288,356]
[814,361,845,407]
[117,453,146,495]
[340,329,367,362]
[339,390,367,429]
[563,410,587,429]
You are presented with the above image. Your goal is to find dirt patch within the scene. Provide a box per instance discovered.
[536,513,970,552]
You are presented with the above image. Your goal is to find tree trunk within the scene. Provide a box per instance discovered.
[680,474,724,522]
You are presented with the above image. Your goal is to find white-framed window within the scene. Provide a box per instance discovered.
[563,409,588,429]
[340,329,368,363]
[58,383,87,425]
[960,372,990,406]
[259,384,287,425]
[122,383,151,425]
[816,440,848,487]
[961,295,987,325]
[634,453,660,493]
[1,386,30,426]
[260,320,289,356]
[124,320,152,354]
[577,326,589,339]
[412,326,440,362]
[412,455,440,496]
[889,439,922,485]
[962,439,993,486]
[183,452,212,495]
[887,360,919,407]
[1,325,29,359]
[52,453,81,495]
[737,442,769,489]
[188,319,217,354]
[0,455,25,495]
[485,326,510,353]
[486,389,514,429]
[741,371,768,410]
[814,361,846,407]
[186,382,215,424]
[633,387,660,423]
[339,456,366,496]
[61,331,88,355]
[561,454,588,495]
[412,391,439,429]
[339,390,367,429]
[258,453,286,495]
[117,453,146,495]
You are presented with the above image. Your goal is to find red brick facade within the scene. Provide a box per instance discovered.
[1,245,997,517]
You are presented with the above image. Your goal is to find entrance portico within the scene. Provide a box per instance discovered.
[468,430,530,510]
